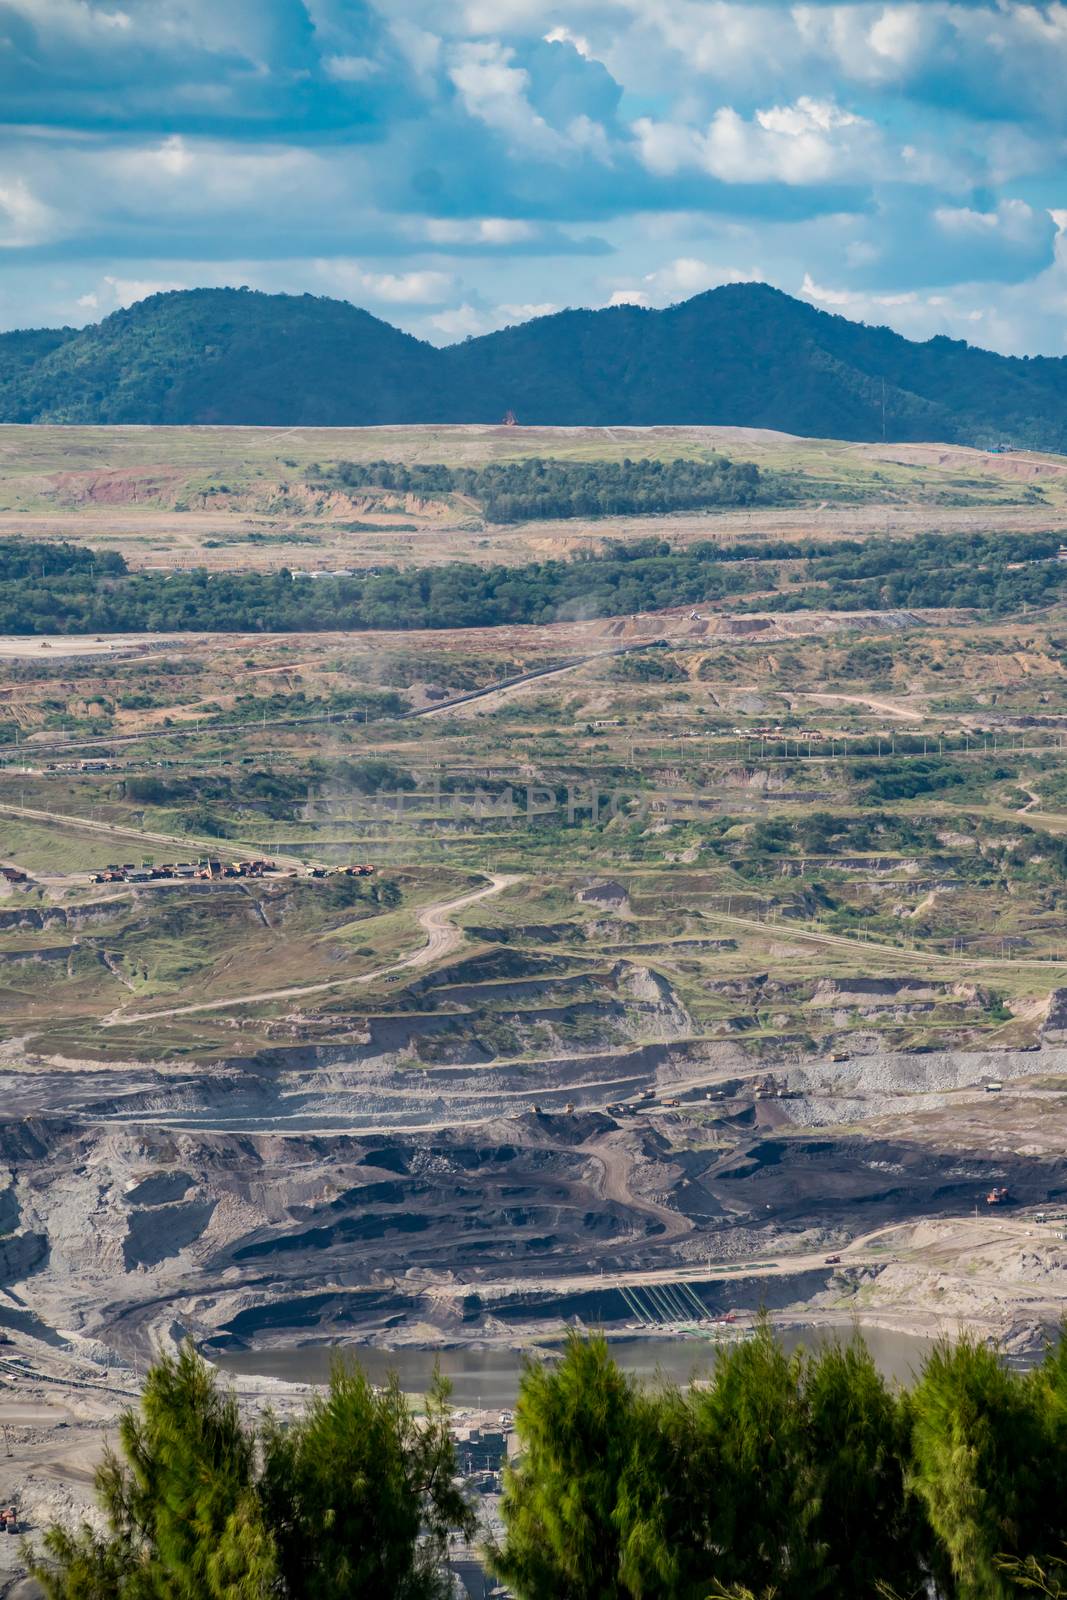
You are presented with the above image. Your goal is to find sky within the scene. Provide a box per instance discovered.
[1,0,1066,354]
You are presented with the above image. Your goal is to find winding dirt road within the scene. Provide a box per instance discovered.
[101,872,520,1026]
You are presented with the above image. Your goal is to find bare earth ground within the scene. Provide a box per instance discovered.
[0,423,1065,574]
[3,425,1067,1586]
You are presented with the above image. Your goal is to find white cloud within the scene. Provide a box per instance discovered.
[602,259,758,311]
[101,274,189,306]
[634,95,882,185]
[934,199,1039,245]
[363,269,454,303]
[448,40,563,156]
[0,177,58,247]
[499,300,557,320]
[801,272,918,310]
[797,271,1031,346]
[388,19,442,85]
[567,114,612,163]
[1,0,131,38]
[323,54,380,82]
[102,137,320,211]
[647,257,720,294]
[312,260,454,304]
[425,297,557,340]
[845,239,880,268]
[646,257,758,296]
[153,134,193,177]
[792,3,937,85]
[424,217,535,245]
[428,302,489,338]
[756,96,863,138]
[544,25,592,59]
[867,6,927,70]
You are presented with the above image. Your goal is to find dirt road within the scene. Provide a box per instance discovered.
[805,691,925,722]
[661,904,1067,973]
[101,872,520,1025]
[582,1129,692,1244]
[468,1214,1052,1303]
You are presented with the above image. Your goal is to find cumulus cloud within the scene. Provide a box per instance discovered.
[448,41,565,156]
[603,257,759,310]
[323,54,380,82]
[0,177,58,248]
[0,0,1066,357]
[634,96,886,186]
[424,217,536,245]
[312,260,455,304]
[645,257,755,295]
[543,25,593,59]
[427,302,490,338]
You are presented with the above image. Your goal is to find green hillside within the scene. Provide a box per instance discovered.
[1,282,1066,447]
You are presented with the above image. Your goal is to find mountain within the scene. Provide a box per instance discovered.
[1,282,1066,448]
[0,288,441,427]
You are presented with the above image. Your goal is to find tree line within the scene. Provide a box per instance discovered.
[1,531,1063,635]
[312,455,784,522]
[26,1326,1067,1599]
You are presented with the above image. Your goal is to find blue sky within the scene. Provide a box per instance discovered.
[1,0,1066,353]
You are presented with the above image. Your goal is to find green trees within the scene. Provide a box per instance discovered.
[261,1366,473,1600]
[27,1327,1067,1600]
[909,1338,1067,1600]
[29,1344,277,1600]
[1,530,1065,636]
[488,1333,646,1600]
[489,1325,924,1600]
[318,455,778,522]
[27,1347,472,1600]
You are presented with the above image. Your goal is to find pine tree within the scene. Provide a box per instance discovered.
[909,1338,1050,1600]
[487,1331,645,1599]
[685,1322,820,1599]
[27,1343,276,1599]
[261,1359,474,1600]
[801,1335,928,1598]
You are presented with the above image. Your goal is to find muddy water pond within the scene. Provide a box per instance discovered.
[214,1326,936,1406]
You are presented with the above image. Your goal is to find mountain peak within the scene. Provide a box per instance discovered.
[0,283,1062,445]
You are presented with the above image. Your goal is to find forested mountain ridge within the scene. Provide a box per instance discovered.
[0,288,443,427]
[2,281,1066,447]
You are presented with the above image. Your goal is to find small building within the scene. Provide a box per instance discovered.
[453,1427,507,1475]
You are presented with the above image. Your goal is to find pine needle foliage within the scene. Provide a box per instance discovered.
[27,1325,1067,1600]
[487,1331,644,1600]
[26,1344,471,1600]
[260,1358,475,1600]
[910,1337,1067,1600]
[27,1342,275,1600]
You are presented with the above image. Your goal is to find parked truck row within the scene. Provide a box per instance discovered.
[92,860,375,884]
